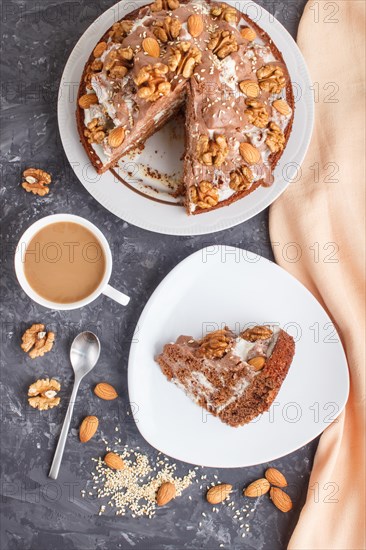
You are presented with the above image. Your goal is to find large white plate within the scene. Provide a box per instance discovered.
[58,0,314,235]
[128,246,349,467]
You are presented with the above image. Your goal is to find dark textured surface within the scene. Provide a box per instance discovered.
[0,1,317,549]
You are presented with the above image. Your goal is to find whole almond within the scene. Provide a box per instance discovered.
[187,14,204,37]
[108,126,125,148]
[156,481,176,506]
[270,487,293,512]
[94,382,118,400]
[239,142,261,165]
[248,356,266,371]
[244,478,270,497]
[206,484,232,504]
[142,37,160,57]
[78,93,98,109]
[240,27,257,41]
[79,415,99,443]
[239,80,260,98]
[104,451,125,470]
[93,41,107,58]
[273,99,292,117]
[265,468,287,487]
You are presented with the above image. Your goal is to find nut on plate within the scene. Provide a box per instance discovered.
[241,325,273,342]
[265,467,288,487]
[156,481,176,506]
[244,478,270,497]
[94,382,118,400]
[21,324,55,359]
[206,484,232,504]
[104,451,125,470]
[270,487,293,512]
[28,378,61,410]
[21,168,52,196]
[79,415,99,442]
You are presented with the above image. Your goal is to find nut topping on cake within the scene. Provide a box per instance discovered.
[244,99,269,128]
[239,80,260,98]
[108,126,125,148]
[134,63,171,101]
[191,180,219,209]
[105,47,134,79]
[210,3,237,23]
[84,118,107,144]
[239,142,261,165]
[240,27,257,41]
[229,165,254,191]
[273,99,292,117]
[198,329,233,359]
[151,0,180,12]
[187,14,204,37]
[109,20,134,41]
[142,37,160,57]
[168,42,202,78]
[241,325,273,342]
[248,356,266,371]
[257,64,286,94]
[78,93,98,109]
[153,16,181,43]
[266,122,285,153]
[208,30,238,59]
[93,42,107,58]
[197,134,228,166]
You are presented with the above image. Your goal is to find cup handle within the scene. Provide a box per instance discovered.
[103,284,130,306]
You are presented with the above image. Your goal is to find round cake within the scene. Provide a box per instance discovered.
[77,0,294,215]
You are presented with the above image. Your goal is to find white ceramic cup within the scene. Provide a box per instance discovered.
[14,213,130,310]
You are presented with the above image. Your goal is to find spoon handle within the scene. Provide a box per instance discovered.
[48,378,81,480]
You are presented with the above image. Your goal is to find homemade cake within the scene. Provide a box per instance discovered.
[77,0,294,214]
[156,325,295,426]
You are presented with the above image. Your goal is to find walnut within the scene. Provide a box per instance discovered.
[21,324,55,359]
[208,30,238,59]
[198,329,234,359]
[108,20,134,42]
[257,64,286,94]
[21,168,52,196]
[151,0,180,12]
[28,378,61,411]
[210,3,237,23]
[104,46,134,79]
[84,118,107,144]
[266,122,285,153]
[229,165,254,191]
[196,134,228,167]
[134,63,171,101]
[191,181,219,209]
[241,326,273,342]
[244,99,269,129]
[153,16,181,43]
[168,42,202,78]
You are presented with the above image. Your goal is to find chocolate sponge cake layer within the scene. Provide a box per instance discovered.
[77,0,294,215]
[156,326,295,427]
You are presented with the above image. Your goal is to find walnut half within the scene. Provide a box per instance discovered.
[257,65,286,94]
[265,122,285,153]
[21,168,52,196]
[244,99,269,129]
[208,30,238,59]
[28,378,61,410]
[229,165,254,191]
[210,3,237,23]
[21,324,55,359]
[153,16,181,43]
[198,329,234,359]
[241,326,273,342]
[168,42,202,78]
[134,63,171,101]
[151,0,180,12]
[196,134,228,167]
[191,181,219,210]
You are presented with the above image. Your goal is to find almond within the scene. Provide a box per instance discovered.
[248,356,266,371]
[240,27,257,41]
[104,451,125,470]
[142,37,160,57]
[78,93,98,109]
[244,478,270,497]
[273,99,291,117]
[270,487,293,512]
[187,14,204,37]
[94,382,118,400]
[108,126,125,148]
[93,41,107,58]
[239,80,260,98]
[79,415,99,443]
[265,467,287,487]
[206,484,232,504]
[239,142,261,165]
[156,481,176,506]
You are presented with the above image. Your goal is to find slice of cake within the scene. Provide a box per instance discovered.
[156,325,295,427]
[76,0,294,215]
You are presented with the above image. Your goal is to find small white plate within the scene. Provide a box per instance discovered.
[128,246,349,467]
[58,0,314,235]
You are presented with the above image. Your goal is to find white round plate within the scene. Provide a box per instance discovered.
[128,246,349,467]
[58,0,314,235]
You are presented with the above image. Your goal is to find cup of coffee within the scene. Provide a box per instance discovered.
[14,213,130,310]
